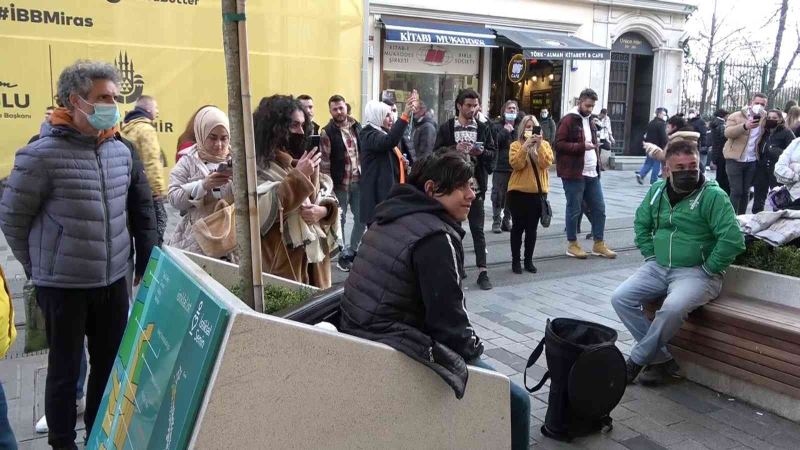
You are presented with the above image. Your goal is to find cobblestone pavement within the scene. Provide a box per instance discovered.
[3,170,798,449]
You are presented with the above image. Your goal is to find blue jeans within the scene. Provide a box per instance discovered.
[469,358,530,450]
[562,177,606,242]
[638,156,661,184]
[611,261,723,365]
[335,182,365,259]
[0,383,17,450]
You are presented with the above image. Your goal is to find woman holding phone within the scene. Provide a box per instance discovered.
[359,90,418,226]
[166,106,235,256]
[507,115,554,274]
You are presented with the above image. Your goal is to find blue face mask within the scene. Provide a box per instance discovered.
[78,97,120,130]
[504,112,516,122]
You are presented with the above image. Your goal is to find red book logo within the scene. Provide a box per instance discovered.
[425,49,445,63]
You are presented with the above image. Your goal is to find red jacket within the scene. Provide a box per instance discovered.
[555,112,601,180]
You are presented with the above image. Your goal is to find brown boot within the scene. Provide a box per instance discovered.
[566,241,588,259]
[592,240,617,259]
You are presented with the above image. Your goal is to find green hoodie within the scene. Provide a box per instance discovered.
[635,178,745,274]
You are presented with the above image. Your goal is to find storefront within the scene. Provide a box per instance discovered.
[489,28,611,119]
[377,17,496,125]
[366,1,694,156]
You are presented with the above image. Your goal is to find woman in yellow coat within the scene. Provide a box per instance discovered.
[507,115,554,274]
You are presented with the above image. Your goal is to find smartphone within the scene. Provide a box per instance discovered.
[752,115,761,122]
[532,126,542,135]
[473,141,484,153]
[217,159,232,173]
[309,134,321,149]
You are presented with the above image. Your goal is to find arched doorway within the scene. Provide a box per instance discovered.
[608,32,654,156]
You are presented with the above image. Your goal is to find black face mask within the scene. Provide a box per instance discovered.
[287,132,306,159]
[670,169,700,193]
[765,119,779,129]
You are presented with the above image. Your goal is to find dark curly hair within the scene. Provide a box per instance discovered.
[253,94,308,164]
[408,151,474,195]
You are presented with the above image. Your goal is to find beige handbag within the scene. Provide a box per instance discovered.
[192,200,237,257]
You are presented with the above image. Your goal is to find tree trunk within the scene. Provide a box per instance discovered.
[767,0,789,104]
[221,0,261,310]
[699,0,719,116]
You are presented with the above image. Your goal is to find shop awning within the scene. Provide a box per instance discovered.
[381,16,497,48]
[494,28,610,60]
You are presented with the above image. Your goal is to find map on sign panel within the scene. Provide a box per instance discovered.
[88,247,230,450]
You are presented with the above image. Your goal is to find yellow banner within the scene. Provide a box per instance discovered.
[0,0,363,176]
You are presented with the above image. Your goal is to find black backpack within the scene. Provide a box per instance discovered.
[525,318,627,442]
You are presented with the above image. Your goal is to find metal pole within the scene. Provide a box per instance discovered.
[761,63,769,94]
[221,0,264,312]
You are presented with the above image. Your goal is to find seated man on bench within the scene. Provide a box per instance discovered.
[612,140,745,386]
[339,152,531,450]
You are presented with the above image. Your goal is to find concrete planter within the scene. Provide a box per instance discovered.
[178,249,318,294]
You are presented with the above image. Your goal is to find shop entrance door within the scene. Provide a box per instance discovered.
[609,32,654,155]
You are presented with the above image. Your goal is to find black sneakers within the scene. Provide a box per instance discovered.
[638,359,682,386]
[477,271,493,290]
[512,260,522,274]
[524,260,537,273]
[626,358,644,384]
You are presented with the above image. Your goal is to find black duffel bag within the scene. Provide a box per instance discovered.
[525,318,627,442]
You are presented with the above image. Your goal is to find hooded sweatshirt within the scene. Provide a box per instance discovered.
[122,107,165,195]
[340,184,482,398]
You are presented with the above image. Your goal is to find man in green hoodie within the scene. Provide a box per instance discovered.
[611,139,745,386]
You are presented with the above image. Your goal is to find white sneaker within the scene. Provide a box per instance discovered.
[34,398,86,434]
[35,414,48,433]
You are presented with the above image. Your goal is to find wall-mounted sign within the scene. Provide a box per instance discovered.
[612,32,653,56]
[508,54,527,83]
[383,43,479,75]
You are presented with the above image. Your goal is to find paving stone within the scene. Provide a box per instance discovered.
[623,399,685,427]
[496,290,523,301]
[619,435,669,450]
[486,303,516,314]
[667,422,740,450]
[707,408,774,440]
[575,434,630,450]
[502,320,538,335]
[484,348,528,372]
[476,310,508,323]
[657,387,720,414]
[494,326,532,343]
[664,439,709,450]
[621,416,687,447]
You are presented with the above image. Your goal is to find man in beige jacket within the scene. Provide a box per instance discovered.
[122,95,168,243]
[723,93,768,214]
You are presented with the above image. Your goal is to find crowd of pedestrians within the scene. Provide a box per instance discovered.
[4,55,800,450]
[635,93,800,214]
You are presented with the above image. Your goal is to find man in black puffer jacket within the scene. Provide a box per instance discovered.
[339,151,530,450]
[491,100,521,234]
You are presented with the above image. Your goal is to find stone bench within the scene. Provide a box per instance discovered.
[645,265,800,421]
[174,249,512,448]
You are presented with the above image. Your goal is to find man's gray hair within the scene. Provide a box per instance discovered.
[57,60,120,109]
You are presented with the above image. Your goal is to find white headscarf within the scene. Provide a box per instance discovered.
[194,106,230,163]
[363,100,392,134]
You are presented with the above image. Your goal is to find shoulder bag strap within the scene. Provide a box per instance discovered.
[528,149,545,195]
[524,337,550,393]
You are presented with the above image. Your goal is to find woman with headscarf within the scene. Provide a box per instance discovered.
[166,106,235,256]
[253,95,340,289]
[359,91,417,225]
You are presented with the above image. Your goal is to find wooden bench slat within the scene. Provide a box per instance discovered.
[671,336,800,389]
[690,307,800,346]
[677,321,800,365]
[674,328,800,376]
[669,346,800,400]
[681,318,800,355]
[704,296,800,332]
